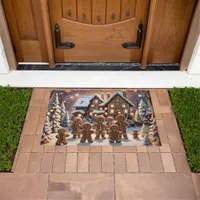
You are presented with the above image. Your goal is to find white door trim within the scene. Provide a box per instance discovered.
[188,34,200,74]
[0,71,200,88]
[0,38,9,74]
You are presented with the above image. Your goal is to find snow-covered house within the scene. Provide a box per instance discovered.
[99,92,136,117]
[73,94,104,117]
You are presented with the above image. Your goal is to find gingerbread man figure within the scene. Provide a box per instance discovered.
[71,117,82,138]
[109,124,121,143]
[80,122,95,143]
[116,114,129,139]
[106,116,114,138]
[93,115,107,139]
[56,127,70,145]
[132,130,139,139]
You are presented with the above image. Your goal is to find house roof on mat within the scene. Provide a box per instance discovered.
[72,110,85,114]
[73,94,104,108]
[92,110,105,114]
[99,92,136,107]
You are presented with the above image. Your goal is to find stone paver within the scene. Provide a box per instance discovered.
[168,134,185,153]
[157,89,171,106]
[136,146,147,152]
[138,153,151,173]
[191,173,200,199]
[20,135,34,152]
[36,106,48,135]
[114,146,137,152]
[159,144,171,152]
[55,146,66,152]
[32,135,44,152]
[15,153,30,173]
[67,146,78,152]
[90,146,101,152]
[27,153,42,173]
[40,153,54,173]
[6,88,200,200]
[115,173,197,200]
[0,174,48,200]
[173,153,191,173]
[147,146,160,152]
[48,173,115,200]
[102,146,113,152]
[78,146,90,152]
[52,153,66,173]
[102,153,114,172]
[161,153,176,172]
[162,113,180,135]
[30,89,45,106]
[44,146,55,152]
[157,121,169,144]
[65,153,77,173]
[126,153,139,172]
[114,153,126,173]
[22,106,40,135]
[90,153,102,173]
[149,153,164,172]
[78,153,89,172]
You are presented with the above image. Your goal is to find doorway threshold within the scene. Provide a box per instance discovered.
[17,63,180,71]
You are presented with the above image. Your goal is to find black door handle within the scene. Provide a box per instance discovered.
[54,23,75,49]
[122,21,143,49]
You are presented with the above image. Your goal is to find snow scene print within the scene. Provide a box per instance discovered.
[41,89,161,147]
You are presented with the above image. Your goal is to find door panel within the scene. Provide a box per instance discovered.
[2,0,48,62]
[92,0,106,25]
[121,0,137,21]
[106,0,121,24]
[49,0,150,62]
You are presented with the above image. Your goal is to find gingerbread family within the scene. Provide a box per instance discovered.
[56,114,135,145]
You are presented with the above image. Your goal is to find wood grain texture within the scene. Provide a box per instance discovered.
[121,0,136,21]
[20,40,42,61]
[50,0,150,62]
[146,0,196,64]
[141,0,157,68]
[48,0,64,62]
[40,0,55,67]
[77,0,92,24]
[106,0,121,24]
[180,0,200,71]
[62,0,77,21]
[0,0,17,70]
[92,0,106,25]
[2,0,48,62]
[12,0,37,40]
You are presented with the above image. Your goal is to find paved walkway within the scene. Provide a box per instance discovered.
[0,89,199,200]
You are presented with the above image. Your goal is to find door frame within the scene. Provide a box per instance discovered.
[0,0,199,71]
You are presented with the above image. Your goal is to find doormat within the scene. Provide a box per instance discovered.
[41,89,161,147]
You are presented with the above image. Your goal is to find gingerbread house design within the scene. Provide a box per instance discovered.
[73,91,135,118]
[72,94,104,117]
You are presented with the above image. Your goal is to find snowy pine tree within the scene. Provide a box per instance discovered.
[138,99,147,118]
[41,115,53,143]
[143,133,152,146]
[134,109,142,124]
[48,91,57,111]
[149,119,160,146]
[44,115,52,135]
[61,101,66,120]
[60,114,68,127]
[52,93,61,133]
[140,124,148,137]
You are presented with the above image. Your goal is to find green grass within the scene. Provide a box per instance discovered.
[169,88,200,172]
[0,86,31,171]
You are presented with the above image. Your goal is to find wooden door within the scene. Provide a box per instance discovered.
[49,0,150,62]
[2,0,48,62]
